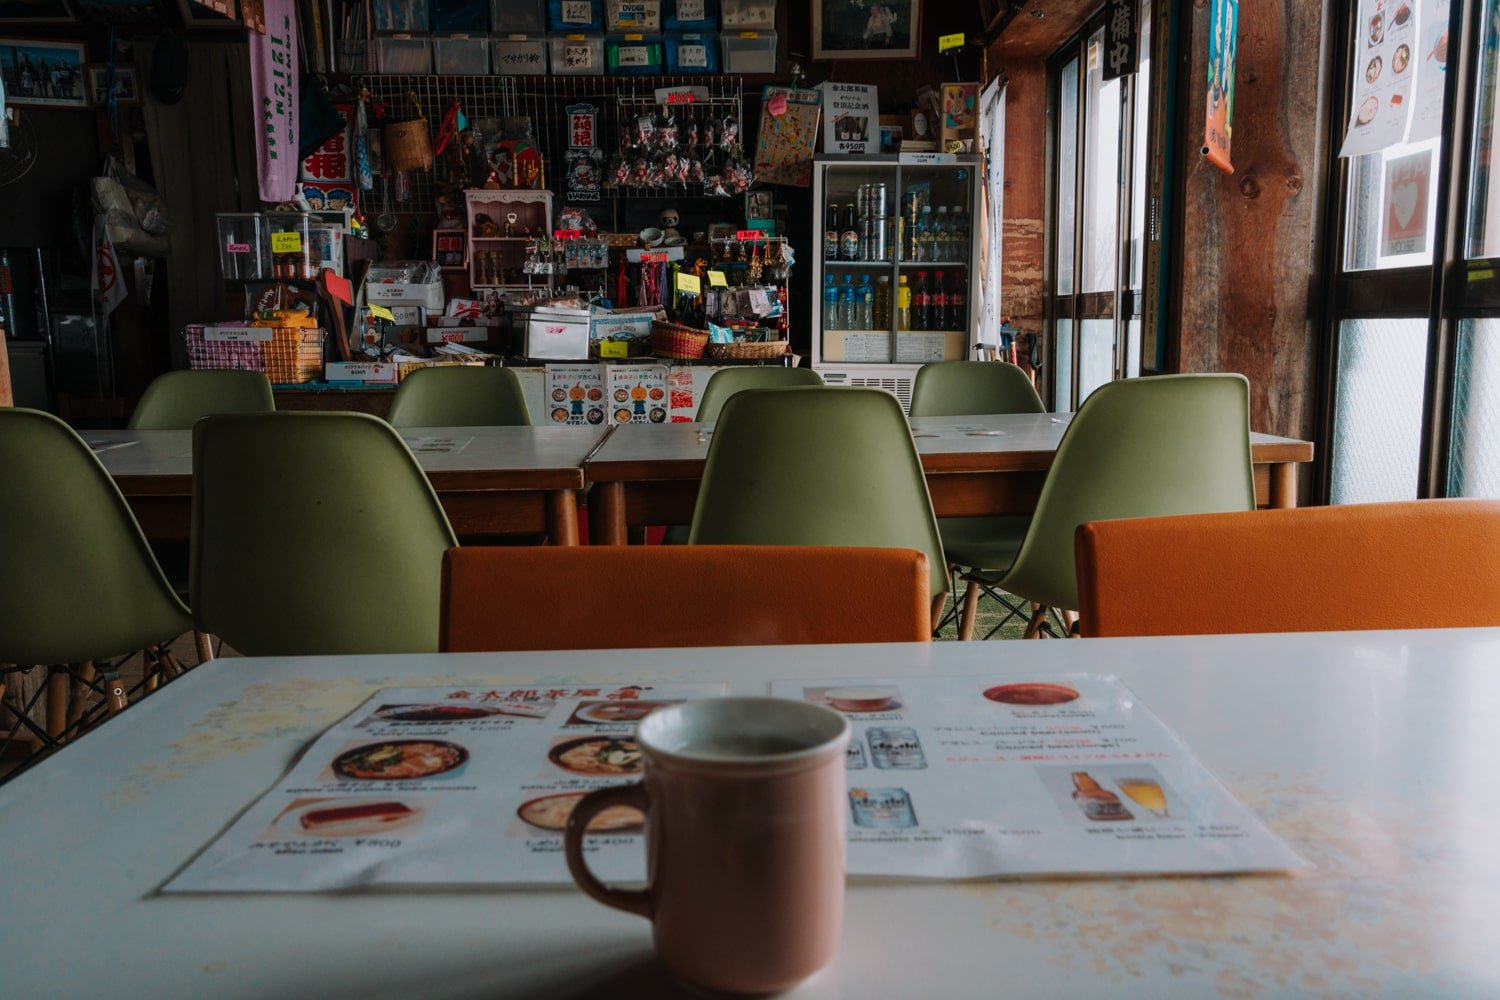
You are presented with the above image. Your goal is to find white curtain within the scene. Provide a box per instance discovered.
[976,79,1006,348]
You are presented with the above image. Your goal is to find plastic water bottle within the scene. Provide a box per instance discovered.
[949,206,968,263]
[935,207,951,262]
[855,274,873,330]
[823,273,842,330]
[917,205,934,262]
[839,274,856,329]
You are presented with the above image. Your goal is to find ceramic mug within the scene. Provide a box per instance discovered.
[564,697,850,995]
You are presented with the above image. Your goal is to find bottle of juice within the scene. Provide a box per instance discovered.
[934,207,951,262]
[896,274,911,330]
[873,275,892,332]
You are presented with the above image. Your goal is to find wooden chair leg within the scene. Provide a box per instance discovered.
[1060,610,1079,636]
[143,647,162,694]
[1023,606,1050,639]
[194,630,215,664]
[958,582,981,641]
[45,665,69,740]
[67,661,96,728]
[101,671,128,715]
[930,592,949,635]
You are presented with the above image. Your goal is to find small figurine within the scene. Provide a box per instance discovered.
[659,207,682,243]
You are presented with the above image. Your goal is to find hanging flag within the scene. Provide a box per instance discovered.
[1202,0,1238,174]
[92,214,127,314]
[249,0,300,201]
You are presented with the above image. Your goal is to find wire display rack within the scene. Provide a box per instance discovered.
[360,74,746,229]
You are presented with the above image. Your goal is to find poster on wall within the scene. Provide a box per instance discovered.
[1338,0,1417,158]
[753,86,821,187]
[1406,0,1449,142]
[1201,0,1237,174]
[300,102,357,211]
[1381,149,1431,256]
[811,0,919,61]
[818,81,877,155]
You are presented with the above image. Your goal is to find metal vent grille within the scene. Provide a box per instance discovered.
[819,371,915,413]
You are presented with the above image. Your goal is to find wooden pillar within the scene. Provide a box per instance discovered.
[0,329,12,407]
[1172,0,1331,454]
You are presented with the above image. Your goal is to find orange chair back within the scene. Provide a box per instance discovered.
[1074,499,1500,637]
[442,545,932,651]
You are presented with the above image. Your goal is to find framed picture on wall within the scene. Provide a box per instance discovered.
[813,0,919,60]
[0,38,89,107]
[0,0,74,23]
[87,64,139,105]
[175,0,243,29]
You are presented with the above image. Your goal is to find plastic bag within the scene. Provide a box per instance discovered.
[90,155,173,257]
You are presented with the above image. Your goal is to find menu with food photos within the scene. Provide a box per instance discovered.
[771,674,1308,879]
[163,683,723,893]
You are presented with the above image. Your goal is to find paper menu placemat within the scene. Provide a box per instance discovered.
[163,683,725,893]
[772,674,1308,879]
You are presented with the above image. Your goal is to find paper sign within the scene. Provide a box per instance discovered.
[1202,0,1238,172]
[225,243,252,254]
[1338,0,1418,157]
[367,304,397,322]
[707,270,728,287]
[666,90,695,104]
[640,251,669,263]
[204,325,274,343]
[677,272,701,295]
[938,32,964,52]
[270,231,303,254]
[900,152,957,165]
[599,339,630,358]
[1407,0,1450,142]
[819,81,878,155]
[1381,149,1431,256]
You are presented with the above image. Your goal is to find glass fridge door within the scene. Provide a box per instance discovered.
[816,160,902,365]
[896,162,978,365]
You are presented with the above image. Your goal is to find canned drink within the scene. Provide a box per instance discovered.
[849,787,918,829]
[867,726,926,769]
[846,740,868,770]
[867,217,889,262]
[872,183,888,217]
[856,184,868,220]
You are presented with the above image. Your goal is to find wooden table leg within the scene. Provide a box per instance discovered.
[547,489,580,547]
[45,665,68,740]
[589,483,628,546]
[1269,462,1298,509]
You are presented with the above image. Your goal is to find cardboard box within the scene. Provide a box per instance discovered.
[606,363,669,425]
[544,364,607,426]
[365,261,446,311]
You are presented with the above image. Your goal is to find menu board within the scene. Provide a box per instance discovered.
[605,364,669,425]
[164,683,724,893]
[545,364,607,426]
[770,674,1308,878]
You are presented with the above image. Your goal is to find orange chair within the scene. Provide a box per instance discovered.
[441,546,932,651]
[1074,499,1500,638]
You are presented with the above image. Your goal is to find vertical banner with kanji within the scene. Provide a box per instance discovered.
[1103,0,1139,81]
[1202,0,1237,174]
[300,103,356,211]
[249,0,299,202]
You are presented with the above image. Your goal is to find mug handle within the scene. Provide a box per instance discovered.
[563,783,652,919]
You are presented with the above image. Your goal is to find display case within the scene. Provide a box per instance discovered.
[809,153,981,409]
[464,189,553,290]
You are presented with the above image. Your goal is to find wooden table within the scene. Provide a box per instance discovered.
[92,425,608,546]
[585,412,1316,545]
[3,629,1497,997]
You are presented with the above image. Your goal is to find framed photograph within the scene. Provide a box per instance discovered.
[0,0,74,23]
[87,63,138,105]
[0,38,88,107]
[812,0,919,61]
[744,190,773,221]
[940,82,980,146]
[176,0,243,29]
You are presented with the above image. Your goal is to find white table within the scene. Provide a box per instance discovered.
[89,425,608,545]
[4,630,1498,998]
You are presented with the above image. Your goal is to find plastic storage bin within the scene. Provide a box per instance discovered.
[664,31,717,72]
[721,29,774,72]
[664,0,716,29]
[491,0,544,31]
[264,213,317,280]
[549,33,605,73]
[606,33,663,74]
[719,0,772,29]
[377,36,434,73]
[373,0,430,30]
[547,0,602,31]
[337,40,373,72]
[491,34,549,73]
[433,34,490,72]
[430,0,487,30]
[216,213,271,281]
[606,0,660,30]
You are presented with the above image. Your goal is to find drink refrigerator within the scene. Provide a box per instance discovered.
[810,153,981,410]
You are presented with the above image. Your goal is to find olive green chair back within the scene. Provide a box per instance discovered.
[386,365,531,428]
[191,412,458,656]
[128,370,275,430]
[689,387,948,601]
[695,366,824,424]
[995,373,1256,611]
[908,360,1045,418]
[0,408,190,665]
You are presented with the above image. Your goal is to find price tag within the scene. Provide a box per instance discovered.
[624,32,643,40]
[640,251,669,263]
[938,32,964,53]
[368,304,397,322]
[224,242,251,254]
[203,325,273,343]
[554,229,583,239]
[707,270,728,287]
[767,92,787,117]
[677,272,701,295]
[270,231,302,254]
[666,90,696,104]
[735,230,767,241]
[599,340,630,358]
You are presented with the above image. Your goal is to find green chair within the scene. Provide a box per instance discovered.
[386,365,531,428]
[695,365,824,424]
[910,361,1046,638]
[129,370,275,429]
[949,373,1256,639]
[0,408,193,754]
[689,387,949,625]
[191,412,458,656]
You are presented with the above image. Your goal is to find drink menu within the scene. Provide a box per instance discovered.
[164,683,724,893]
[773,674,1307,878]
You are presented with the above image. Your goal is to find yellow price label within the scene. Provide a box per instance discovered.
[624,33,643,40]
[938,32,964,52]
[367,304,397,322]
[677,272,702,295]
[599,340,630,358]
[270,231,303,254]
[707,270,728,287]
[738,31,759,38]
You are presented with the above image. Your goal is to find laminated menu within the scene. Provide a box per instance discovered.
[771,674,1308,878]
[164,683,723,893]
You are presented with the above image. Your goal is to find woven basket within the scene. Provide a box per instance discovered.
[650,320,709,359]
[704,340,789,360]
